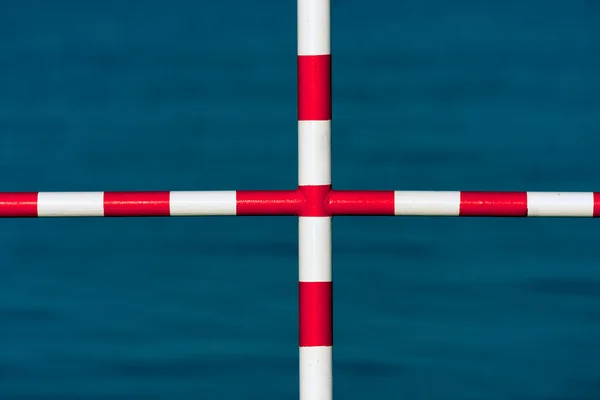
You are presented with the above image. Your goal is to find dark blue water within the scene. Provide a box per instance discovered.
[1,1,599,398]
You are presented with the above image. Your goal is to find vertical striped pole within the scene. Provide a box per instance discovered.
[298,0,332,399]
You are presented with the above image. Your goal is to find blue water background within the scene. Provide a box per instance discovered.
[1,0,599,398]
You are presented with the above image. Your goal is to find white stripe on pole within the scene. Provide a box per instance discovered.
[169,191,236,216]
[37,192,104,217]
[394,191,461,216]
[298,0,330,55]
[527,192,593,217]
[299,217,332,282]
[299,347,333,398]
[298,121,331,186]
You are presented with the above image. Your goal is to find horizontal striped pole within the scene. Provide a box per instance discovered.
[327,191,600,217]
[0,190,599,217]
[0,191,301,217]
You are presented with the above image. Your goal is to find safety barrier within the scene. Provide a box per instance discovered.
[1,1,595,399]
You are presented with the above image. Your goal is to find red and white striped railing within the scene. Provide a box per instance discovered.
[1,190,599,217]
[2,0,595,399]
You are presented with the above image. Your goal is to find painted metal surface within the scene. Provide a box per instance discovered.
[297,0,332,398]
[1,190,598,217]
[0,0,596,399]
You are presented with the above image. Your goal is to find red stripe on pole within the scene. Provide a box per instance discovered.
[298,185,331,216]
[299,281,332,347]
[460,191,527,216]
[0,192,38,217]
[104,192,170,216]
[298,55,331,121]
[236,190,302,215]
[327,190,394,215]
[594,193,600,217]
